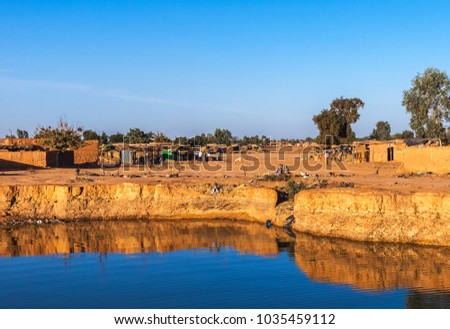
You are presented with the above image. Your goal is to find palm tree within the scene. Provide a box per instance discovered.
[153,131,171,143]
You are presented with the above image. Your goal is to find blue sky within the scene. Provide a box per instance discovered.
[1,0,449,139]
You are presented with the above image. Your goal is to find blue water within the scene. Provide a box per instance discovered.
[0,220,449,309]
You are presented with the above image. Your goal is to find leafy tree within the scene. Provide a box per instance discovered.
[109,132,124,143]
[370,121,391,140]
[312,108,344,144]
[16,129,29,138]
[313,97,364,144]
[330,97,364,144]
[125,128,150,144]
[213,128,233,145]
[34,117,83,151]
[83,129,100,140]
[261,135,271,146]
[100,132,109,145]
[402,68,450,138]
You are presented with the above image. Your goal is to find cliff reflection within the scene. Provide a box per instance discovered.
[0,220,294,257]
[1,220,450,294]
[294,234,450,293]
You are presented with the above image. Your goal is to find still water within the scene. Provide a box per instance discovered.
[1,220,449,309]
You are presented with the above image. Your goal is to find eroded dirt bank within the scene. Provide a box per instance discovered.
[0,183,278,223]
[0,183,449,246]
[294,189,450,246]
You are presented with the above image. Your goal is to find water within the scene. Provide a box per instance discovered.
[0,220,449,309]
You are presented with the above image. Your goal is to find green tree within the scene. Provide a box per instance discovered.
[213,128,233,145]
[16,129,29,138]
[370,121,391,140]
[34,117,83,151]
[83,129,100,140]
[261,135,270,146]
[313,97,364,144]
[109,132,124,143]
[402,68,450,138]
[330,97,364,144]
[100,132,109,144]
[312,108,344,144]
[125,128,150,144]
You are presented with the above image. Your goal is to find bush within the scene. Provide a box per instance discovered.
[285,180,308,200]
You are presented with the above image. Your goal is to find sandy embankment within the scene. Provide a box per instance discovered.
[0,183,278,223]
[293,189,450,246]
[0,179,449,246]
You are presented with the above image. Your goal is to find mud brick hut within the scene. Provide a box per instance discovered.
[0,138,99,170]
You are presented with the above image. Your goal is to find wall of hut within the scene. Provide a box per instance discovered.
[396,146,450,174]
[0,150,75,169]
[74,140,99,166]
[0,150,48,169]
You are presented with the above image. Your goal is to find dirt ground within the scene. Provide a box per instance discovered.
[0,152,449,194]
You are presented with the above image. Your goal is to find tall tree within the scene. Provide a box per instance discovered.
[370,121,391,140]
[312,108,344,144]
[329,97,365,144]
[34,117,83,151]
[402,68,450,138]
[100,132,109,145]
[313,97,364,144]
[16,129,29,138]
[213,128,233,145]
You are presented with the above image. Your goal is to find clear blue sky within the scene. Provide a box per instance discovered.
[1,0,449,139]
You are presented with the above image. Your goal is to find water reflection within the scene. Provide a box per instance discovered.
[294,234,450,293]
[407,291,450,308]
[0,220,294,257]
[1,220,450,296]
